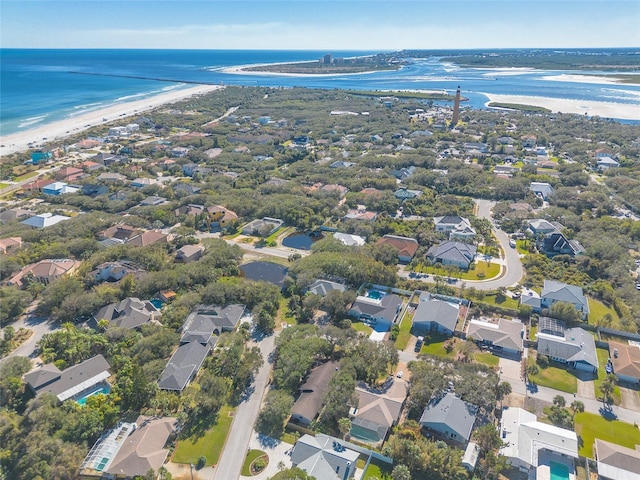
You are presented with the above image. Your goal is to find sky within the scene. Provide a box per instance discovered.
[2,0,639,50]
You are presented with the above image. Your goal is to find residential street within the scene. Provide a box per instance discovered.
[212,333,276,480]
[1,301,58,366]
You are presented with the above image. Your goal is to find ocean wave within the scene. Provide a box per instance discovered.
[73,102,103,110]
[18,114,48,128]
[601,88,640,100]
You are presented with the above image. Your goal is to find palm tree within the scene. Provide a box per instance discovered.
[570,400,584,419]
[599,375,616,404]
[496,381,512,409]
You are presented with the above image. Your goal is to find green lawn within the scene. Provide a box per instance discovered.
[265,226,291,244]
[421,334,456,358]
[588,297,622,329]
[241,449,267,476]
[481,293,520,310]
[0,183,10,189]
[363,459,393,480]
[474,352,500,367]
[14,171,39,181]
[575,411,640,458]
[529,362,578,394]
[516,239,535,255]
[394,310,413,350]
[352,321,373,335]
[594,348,621,405]
[413,261,500,281]
[172,405,235,465]
[529,325,537,341]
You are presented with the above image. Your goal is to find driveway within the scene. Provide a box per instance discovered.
[576,378,596,400]
[239,432,293,480]
[620,386,640,411]
[499,356,526,395]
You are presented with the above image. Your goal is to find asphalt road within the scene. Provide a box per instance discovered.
[213,333,276,480]
[1,301,57,365]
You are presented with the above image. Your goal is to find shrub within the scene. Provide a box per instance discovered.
[196,455,207,469]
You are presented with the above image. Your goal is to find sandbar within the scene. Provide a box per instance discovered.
[540,73,629,85]
[221,62,389,77]
[0,85,221,157]
[484,93,640,121]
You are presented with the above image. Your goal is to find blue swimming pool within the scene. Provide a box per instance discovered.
[366,290,386,300]
[150,298,164,309]
[76,385,111,405]
[550,461,570,480]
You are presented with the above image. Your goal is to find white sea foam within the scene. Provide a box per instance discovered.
[73,102,103,110]
[18,114,48,128]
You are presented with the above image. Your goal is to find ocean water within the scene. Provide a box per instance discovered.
[1,48,639,135]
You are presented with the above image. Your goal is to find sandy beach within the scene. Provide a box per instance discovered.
[540,73,628,85]
[0,85,221,157]
[221,62,390,77]
[484,93,640,120]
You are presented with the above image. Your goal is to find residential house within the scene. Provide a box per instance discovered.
[42,182,79,195]
[540,232,585,257]
[182,305,246,336]
[433,216,476,240]
[333,232,366,247]
[412,295,460,335]
[343,206,378,222]
[307,279,347,297]
[540,280,589,319]
[594,439,640,480]
[377,235,419,264]
[0,237,22,254]
[173,183,201,195]
[329,160,355,169]
[175,244,205,263]
[0,207,33,223]
[7,258,80,288]
[56,166,84,182]
[348,292,402,329]
[24,354,110,402]
[466,318,524,356]
[94,297,161,330]
[126,230,170,247]
[520,290,541,312]
[80,184,109,197]
[609,341,640,385]
[158,338,214,392]
[97,224,141,243]
[394,187,422,201]
[170,146,190,158]
[536,317,598,372]
[419,392,478,445]
[96,172,128,184]
[530,182,554,200]
[521,135,537,148]
[350,378,409,444]
[21,212,70,229]
[79,416,177,479]
[131,177,160,188]
[291,361,340,426]
[527,219,563,236]
[291,434,359,480]
[462,443,480,473]
[139,195,166,206]
[463,142,488,153]
[426,241,477,270]
[241,217,284,236]
[79,160,104,172]
[597,156,620,170]
[390,166,417,180]
[90,261,145,283]
[500,407,577,475]
[22,178,54,193]
[208,205,238,228]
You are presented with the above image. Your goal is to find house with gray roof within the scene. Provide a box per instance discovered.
[426,241,477,270]
[530,182,554,200]
[24,354,111,402]
[412,297,459,335]
[540,232,584,258]
[291,361,340,426]
[348,293,402,329]
[536,318,598,372]
[241,217,284,236]
[157,340,212,391]
[466,318,524,356]
[333,232,366,247]
[350,378,408,444]
[595,438,640,480]
[419,392,478,445]
[527,219,563,236]
[175,244,205,263]
[540,280,589,319]
[182,305,245,337]
[433,216,476,240]
[307,279,347,297]
[94,297,161,330]
[291,433,360,480]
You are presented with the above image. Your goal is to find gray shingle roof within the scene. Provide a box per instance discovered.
[291,361,340,423]
[307,279,347,297]
[419,392,478,442]
[291,434,359,480]
[349,294,402,324]
[158,341,210,391]
[413,298,459,333]
[467,319,524,352]
[95,297,159,330]
[426,241,477,266]
[542,280,589,314]
[537,322,598,370]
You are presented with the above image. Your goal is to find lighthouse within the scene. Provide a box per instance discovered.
[452,85,461,126]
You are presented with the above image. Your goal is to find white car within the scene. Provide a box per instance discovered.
[396,371,404,378]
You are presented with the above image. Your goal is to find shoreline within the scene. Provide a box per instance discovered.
[483,93,640,120]
[221,62,394,77]
[0,85,221,157]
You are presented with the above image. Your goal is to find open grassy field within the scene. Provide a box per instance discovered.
[529,363,578,394]
[172,405,235,465]
[574,411,640,458]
